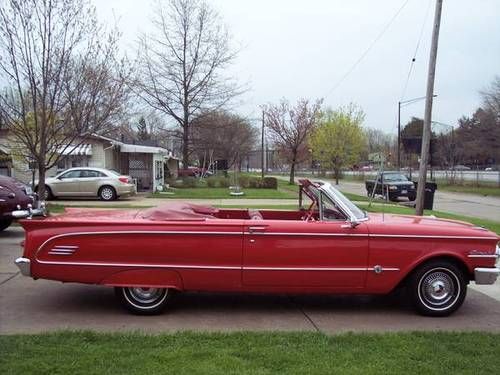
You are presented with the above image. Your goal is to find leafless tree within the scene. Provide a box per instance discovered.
[0,0,130,199]
[264,98,322,184]
[191,111,257,171]
[134,0,242,168]
[480,75,500,118]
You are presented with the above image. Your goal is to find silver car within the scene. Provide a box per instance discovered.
[36,167,136,201]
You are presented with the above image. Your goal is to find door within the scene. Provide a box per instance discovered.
[242,219,369,289]
[79,169,104,196]
[52,170,82,196]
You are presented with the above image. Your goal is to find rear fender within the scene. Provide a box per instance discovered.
[100,269,184,290]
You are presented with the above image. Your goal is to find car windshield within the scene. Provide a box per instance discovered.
[321,183,367,221]
[382,173,408,182]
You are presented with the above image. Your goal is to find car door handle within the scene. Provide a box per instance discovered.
[248,226,267,234]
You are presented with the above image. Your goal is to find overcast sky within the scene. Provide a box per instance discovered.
[94,0,500,134]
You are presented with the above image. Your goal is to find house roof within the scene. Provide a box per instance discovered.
[91,133,179,159]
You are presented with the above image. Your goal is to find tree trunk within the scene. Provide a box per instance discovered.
[289,157,296,185]
[37,163,46,202]
[334,168,340,185]
[182,117,189,168]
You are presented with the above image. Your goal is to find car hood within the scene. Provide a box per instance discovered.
[367,212,498,240]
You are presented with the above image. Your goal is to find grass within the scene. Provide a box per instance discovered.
[1,331,500,374]
[149,187,295,199]
[437,184,500,197]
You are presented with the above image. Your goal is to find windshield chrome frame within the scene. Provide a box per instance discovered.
[317,182,368,225]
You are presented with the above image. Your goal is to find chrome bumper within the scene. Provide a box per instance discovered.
[15,257,31,277]
[474,267,500,285]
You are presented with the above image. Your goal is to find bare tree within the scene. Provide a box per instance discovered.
[264,98,322,184]
[134,0,242,168]
[191,111,257,171]
[480,75,500,117]
[0,0,129,199]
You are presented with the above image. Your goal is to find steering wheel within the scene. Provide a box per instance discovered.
[304,201,317,221]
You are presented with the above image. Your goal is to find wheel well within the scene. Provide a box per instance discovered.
[396,255,472,289]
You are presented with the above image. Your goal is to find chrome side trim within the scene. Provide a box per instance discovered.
[244,232,368,237]
[369,234,498,240]
[14,257,31,277]
[35,260,242,270]
[32,259,399,273]
[467,254,498,259]
[37,230,242,255]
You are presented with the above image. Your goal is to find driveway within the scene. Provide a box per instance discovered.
[1,227,499,334]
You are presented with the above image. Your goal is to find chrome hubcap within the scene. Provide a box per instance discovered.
[128,287,164,304]
[102,188,113,200]
[421,271,454,306]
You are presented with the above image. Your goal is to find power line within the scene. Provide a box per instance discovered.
[323,0,411,99]
[400,0,433,100]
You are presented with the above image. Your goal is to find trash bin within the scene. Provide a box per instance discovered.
[412,181,438,210]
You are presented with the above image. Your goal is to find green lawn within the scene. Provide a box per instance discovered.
[438,184,500,197]
[149,187,295,199]
[1,331,499,374]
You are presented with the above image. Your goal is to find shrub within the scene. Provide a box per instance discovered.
[249,177,262,188]
[262,177,278,189]
[238,175,250,188]
[182,177,198,188]
[219,176,231,188]
[206,176,218,188]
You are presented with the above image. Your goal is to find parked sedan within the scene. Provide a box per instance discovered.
[0,175,36,231]
[13,179,499,317]
[36,167,136,201]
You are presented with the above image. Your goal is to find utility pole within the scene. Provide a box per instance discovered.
[415,0,443,215]
[397,101,401,170]
[261,109,265,179]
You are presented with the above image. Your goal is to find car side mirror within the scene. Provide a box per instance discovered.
[341,220,361,229]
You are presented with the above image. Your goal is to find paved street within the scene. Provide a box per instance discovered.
[1,227,499,334]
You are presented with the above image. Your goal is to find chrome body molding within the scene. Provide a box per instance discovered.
[30,258,400,273]
[467,254,498,259]
[474,267,500,285]
[15,257,31,277]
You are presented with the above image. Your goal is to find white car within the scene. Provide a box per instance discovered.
[35,167,136,201]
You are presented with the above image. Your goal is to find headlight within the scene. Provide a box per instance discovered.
[389,186,398,190]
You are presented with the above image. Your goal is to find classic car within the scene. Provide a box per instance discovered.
[34,167,136,201]
[0,175,37,231]
[13,179,499,316]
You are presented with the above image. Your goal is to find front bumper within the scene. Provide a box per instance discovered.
[474,267,500,285]
[15,257,31,277]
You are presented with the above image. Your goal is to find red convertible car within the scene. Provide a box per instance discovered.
[14,179,499,316]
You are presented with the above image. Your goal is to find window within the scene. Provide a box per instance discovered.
[59,170,81,179]
[80,170,102,178]
[320,192,347,221]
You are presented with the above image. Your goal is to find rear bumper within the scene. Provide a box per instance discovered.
[474,267,499,285]
[15,257,31,277]
[117,184,137,196]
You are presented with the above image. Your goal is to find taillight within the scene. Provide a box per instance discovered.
[118,177,129,184]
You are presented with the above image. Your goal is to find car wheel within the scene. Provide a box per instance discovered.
[99,186,116,201]
[115,287,172,315]
[0,218,13,231]
[409,261,467,317]
[408,194,416,201]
